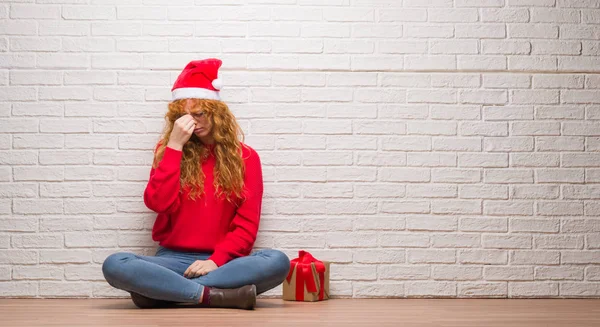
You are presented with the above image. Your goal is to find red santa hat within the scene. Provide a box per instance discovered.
[171,58,223,101]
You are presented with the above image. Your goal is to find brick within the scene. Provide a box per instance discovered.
[64,200,115,214]
[511,153,559,167]
[509,282,558,297]
[433,137,481,151]
[14,199,63,214]
[483,235,532,249]
[510,218,559,233]
[483,9,530,22]
[511,185,559,199]
[456,24,506,38]
[481,40,531,54]
[408,249,456,264]
[535,267,584,281]
[0,218,38,232]
[535,235,584,249]
[352,24,403,38]
[326,201,377,215]
[432,234,480,248]
[531,8,580,23]
[405,281,456,297]
[484,200,534,216]
[0,250,37,265]
[10,4,60,19]
[380,265,429,280]
[40,281,91,297]
[327,232,377,248]
[379,233,429,248]
[459,282,507,297]
[510,251,560,265]
[353,282,404,298]
[459,249,507,264]
[405,55,456,70]
[0,183,37,198]
[406,215,458,231]
[0,54,36,69]
[432,200,481,214]
[355,217,406,231]
[330,264,376,281]
[460,218,508,232]
[484,267,533,281]
[459,153,508,168]
[459,185,508,199]
[379,168,430,182]
[560,283,600,297]
[561,251,600,264]
[12,234,63,248]
[65,265,105,281]
[433,266,482,280]
[407,184,456,198]
[537,106,584,120]
[432,168,481,183]
[512,122,560,135]
[509,24,558,38]
[563,154,600,167]
[40,250,91,264]
[13,266,63,280]
[561,219,600,233]
[302,218,350,232]
[41,217,93,232]
[354,250,405,264]
[461,122,508,136]
[0,282,37,297]
[537,169,584,183]
[537,201,583,216]
[484,137,533,152]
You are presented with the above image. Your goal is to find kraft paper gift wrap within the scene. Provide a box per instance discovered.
[283,250,330,302]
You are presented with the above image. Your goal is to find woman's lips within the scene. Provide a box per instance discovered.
[194,128,203,132]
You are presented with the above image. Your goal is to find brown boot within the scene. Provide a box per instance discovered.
[130,292,172,309]
[207,284,256,310]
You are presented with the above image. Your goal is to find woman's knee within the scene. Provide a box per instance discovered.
[102,252,135,284]
[260,249,291,280]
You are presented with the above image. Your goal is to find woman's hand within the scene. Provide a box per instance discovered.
[167,114,195,151]
[184,259,218,278]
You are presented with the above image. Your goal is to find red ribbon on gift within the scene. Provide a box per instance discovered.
[286,250,326,301]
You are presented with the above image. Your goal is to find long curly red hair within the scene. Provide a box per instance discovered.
[152,98,245,202]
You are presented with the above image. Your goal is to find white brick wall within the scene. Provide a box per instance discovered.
[0,0,599,299]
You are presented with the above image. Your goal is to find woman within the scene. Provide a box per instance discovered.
[102,58,290,310]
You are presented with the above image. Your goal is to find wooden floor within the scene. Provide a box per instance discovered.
[1,298,599,327]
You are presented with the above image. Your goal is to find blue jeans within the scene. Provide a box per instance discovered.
[102,246,291,303]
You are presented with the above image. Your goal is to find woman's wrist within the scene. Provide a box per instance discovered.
[166,140,184,151]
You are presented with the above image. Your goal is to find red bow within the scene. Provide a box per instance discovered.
[286,250,326,301]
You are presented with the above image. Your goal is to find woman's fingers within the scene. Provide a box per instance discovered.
[185,261,209,278]
[185,119,195,131]
[184,261,200,277]
[184,260,214,278]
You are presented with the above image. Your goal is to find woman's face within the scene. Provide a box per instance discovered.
[184,99,214,144]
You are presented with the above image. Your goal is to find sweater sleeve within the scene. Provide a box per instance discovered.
[208,149,263,267]
[143,146,183,214]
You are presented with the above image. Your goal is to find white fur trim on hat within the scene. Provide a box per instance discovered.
[212,78,223,90]
[172,87,221,101]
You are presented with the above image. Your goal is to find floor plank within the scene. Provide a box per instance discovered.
[1,298,600,327]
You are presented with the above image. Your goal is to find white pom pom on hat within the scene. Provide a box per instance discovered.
[212,78,223,91]
[171,58,223,101]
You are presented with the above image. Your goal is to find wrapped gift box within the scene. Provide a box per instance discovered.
[283,250,330,302]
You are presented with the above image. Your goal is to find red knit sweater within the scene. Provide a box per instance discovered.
[143,143,263,267]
